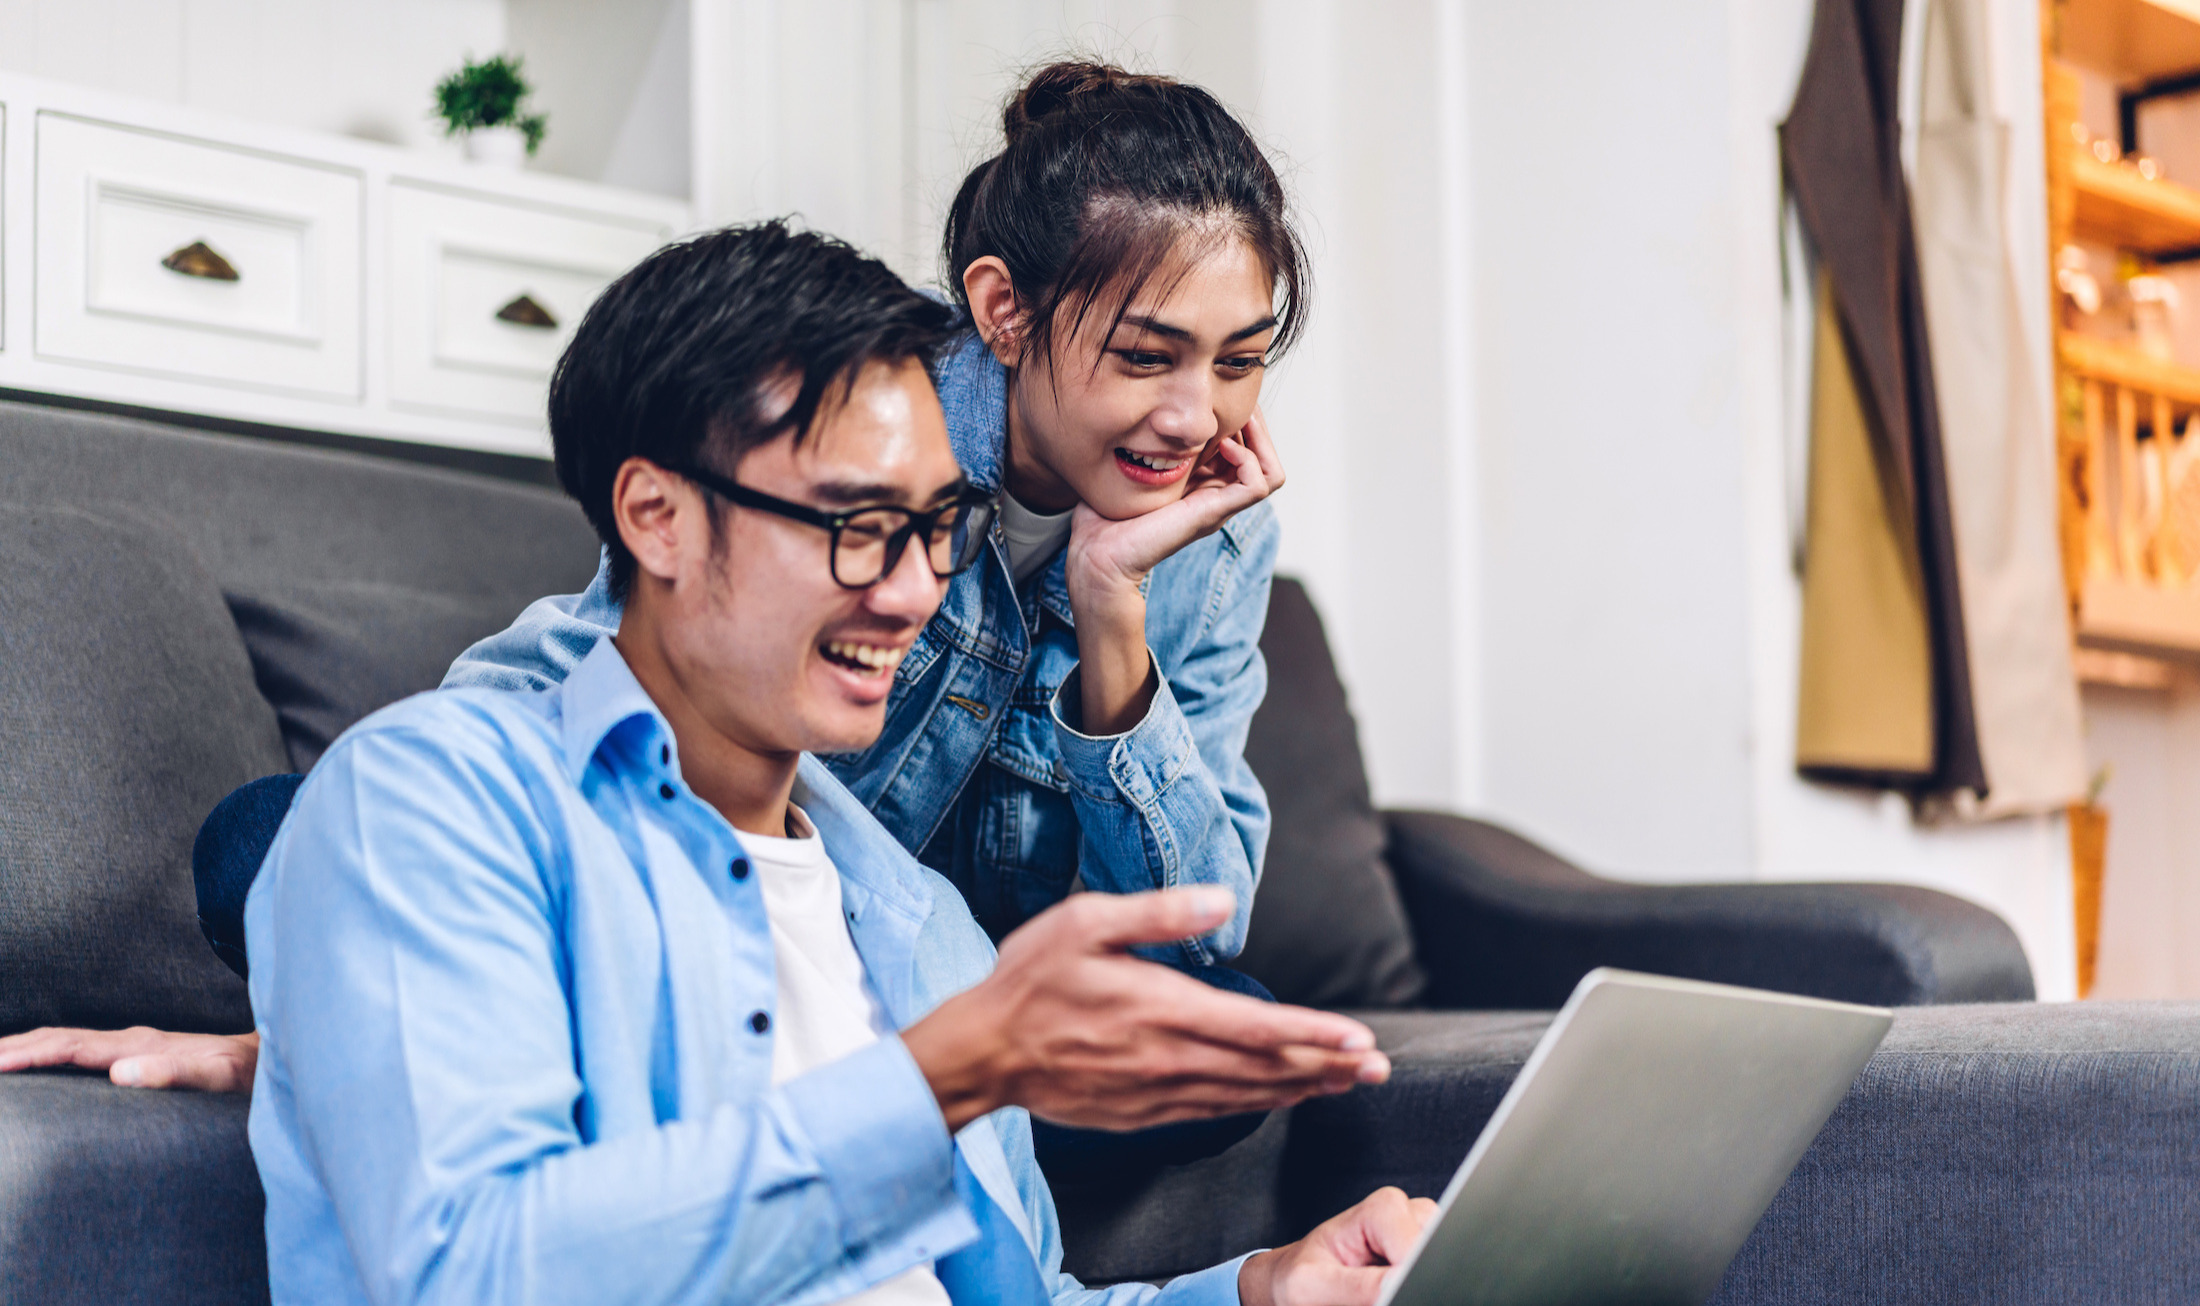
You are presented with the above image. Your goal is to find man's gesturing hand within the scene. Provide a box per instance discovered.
[1239,1187,1439,1306]
[903,887,1388,1133]
[0,1026,259,1093]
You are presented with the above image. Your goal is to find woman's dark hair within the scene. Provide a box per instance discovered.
[944,61,1309,371]
[550,220,957,599]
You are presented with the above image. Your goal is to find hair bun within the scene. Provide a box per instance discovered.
[1002,61,1176,145]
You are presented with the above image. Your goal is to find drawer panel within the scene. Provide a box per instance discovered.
[389,182,669,425]
[35,113,362,399]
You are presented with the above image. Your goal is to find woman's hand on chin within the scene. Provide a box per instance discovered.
[1064,405,1285,605]
[1064,407,1283,734]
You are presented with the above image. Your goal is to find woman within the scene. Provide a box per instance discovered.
[1,61,1309,1164]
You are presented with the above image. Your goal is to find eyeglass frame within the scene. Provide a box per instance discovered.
[663,461,999,589]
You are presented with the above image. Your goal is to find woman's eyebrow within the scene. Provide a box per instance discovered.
[1113,313,1278,344]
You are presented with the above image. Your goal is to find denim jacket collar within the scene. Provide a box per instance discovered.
[934,329,1078,631]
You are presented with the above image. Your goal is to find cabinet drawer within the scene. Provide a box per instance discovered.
[35,112,362,399]
[388,182,669,425]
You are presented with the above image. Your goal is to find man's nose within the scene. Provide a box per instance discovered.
[868,529,947,620]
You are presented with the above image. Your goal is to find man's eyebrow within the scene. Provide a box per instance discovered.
[1114,314,1279,345]
[808,480,907,506]
[809,477,972,508]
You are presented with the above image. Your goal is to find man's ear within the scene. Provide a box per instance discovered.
[961,256,1025,367]
[611,458,697,587]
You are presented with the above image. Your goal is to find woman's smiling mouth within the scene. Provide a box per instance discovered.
[1114,447,1193,487]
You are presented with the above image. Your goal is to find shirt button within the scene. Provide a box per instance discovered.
[658,782,676,800]
[749,1010,771,1034]
[660,744,670,765]
[730,857,750,881]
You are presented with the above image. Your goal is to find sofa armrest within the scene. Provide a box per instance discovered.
[0,1071,267,1305]
[1381,810,2036,1009]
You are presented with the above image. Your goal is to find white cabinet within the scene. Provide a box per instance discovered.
[388,182,671,424]
[0,74,690,457]
[35,113,364,400]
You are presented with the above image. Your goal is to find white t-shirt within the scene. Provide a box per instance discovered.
[742,808,952,1306]
[998,491,1074,585]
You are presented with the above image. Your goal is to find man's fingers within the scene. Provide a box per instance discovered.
[1352,1187,1431,1265]
[1051,886,1238,951]
[0,1026,152,1072]
[1155,978,1380,1055]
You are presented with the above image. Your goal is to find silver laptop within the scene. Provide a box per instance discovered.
[1378,968,1891,1306]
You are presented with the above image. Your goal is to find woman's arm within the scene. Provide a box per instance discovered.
[1051,497,1278,966]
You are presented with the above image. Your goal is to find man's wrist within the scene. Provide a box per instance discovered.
[902,989,1014,1132]
[1237,1247,1279,1306]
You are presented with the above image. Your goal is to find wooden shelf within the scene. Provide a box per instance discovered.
[2059,333,2200,404]
[2079,574,2200,658]
[2071,149,2200,251]
[2062,0,2200,83]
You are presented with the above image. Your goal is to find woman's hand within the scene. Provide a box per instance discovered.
[1238,1187,1438,1306]
[1066,408,1285,734]
[0,1026,260,1093]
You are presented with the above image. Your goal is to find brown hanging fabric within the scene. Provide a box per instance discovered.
[1782,0,1987,795]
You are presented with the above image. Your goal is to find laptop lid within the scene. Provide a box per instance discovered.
[1379,968,1891,1306]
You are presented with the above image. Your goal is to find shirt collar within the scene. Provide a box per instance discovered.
[558,635,663,785]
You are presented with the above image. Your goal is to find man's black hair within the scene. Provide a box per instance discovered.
[549,220,959,599]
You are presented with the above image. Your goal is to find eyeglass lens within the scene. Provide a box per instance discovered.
[832,500,995,586]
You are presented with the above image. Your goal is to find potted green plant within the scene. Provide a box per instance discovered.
[434,54,548,168]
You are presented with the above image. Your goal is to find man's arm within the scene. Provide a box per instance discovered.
[258,720,974,1306]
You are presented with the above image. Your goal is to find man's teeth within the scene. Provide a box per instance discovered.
[1119,449,1187,472]
[824,640,906,675]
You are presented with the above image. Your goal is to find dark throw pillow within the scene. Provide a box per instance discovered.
[1234,578,1427,1009]
[0,506,286,1035]
[226,582,540,771]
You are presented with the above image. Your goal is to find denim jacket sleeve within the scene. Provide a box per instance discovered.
[1045,502,1277,966]
[441,549,626,693]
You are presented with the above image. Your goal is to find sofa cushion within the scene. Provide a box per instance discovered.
[227,581,547,771]
[0,1070,267,1304]
[1236,578,1426,1008]
[0,505,279,1035]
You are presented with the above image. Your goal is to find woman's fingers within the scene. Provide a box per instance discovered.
[1237,406,1287,490]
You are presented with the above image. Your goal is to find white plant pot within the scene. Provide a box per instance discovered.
[463,126,528,169]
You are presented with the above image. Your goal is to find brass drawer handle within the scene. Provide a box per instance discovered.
[162,240,239,281]
[495,293,558,329]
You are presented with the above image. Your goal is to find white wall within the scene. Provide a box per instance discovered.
[0,0,506,154]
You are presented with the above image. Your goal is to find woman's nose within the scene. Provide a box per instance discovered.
[1150,376,1219,445]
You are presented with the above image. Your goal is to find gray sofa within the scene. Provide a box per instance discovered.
[2,399,2194,1303]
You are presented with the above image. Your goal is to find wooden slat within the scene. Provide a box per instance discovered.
[2061,0,2200,82]
[2118,383,2143,574]
[2085,379,2115,576]
[2070,149,2200,252]
[2079,573,2200,658]
[2157,393,2183,583]
[2060,333,2200,405]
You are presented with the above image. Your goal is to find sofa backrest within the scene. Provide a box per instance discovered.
[1237,579,1427,1009]
[0,402,600,1034]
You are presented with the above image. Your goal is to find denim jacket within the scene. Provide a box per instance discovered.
[444,329,1275,965]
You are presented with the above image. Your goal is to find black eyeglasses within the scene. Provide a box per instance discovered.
[667,463,998,589]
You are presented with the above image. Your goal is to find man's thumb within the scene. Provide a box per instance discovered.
[110,1056,174,1088]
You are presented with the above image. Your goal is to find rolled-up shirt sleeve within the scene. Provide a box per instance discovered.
[249,722,973,1306]
[1046,511,1275,968]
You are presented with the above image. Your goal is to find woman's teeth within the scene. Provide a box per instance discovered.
[1118,449,1187,471]
[823,640,905,677]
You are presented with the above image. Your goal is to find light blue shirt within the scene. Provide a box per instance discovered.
[245,636,1249,1306]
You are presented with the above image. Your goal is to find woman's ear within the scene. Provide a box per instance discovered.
[961,257,1025,367]
[611,457,696,588]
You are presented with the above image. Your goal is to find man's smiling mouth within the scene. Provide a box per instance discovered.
[821,639,907,678]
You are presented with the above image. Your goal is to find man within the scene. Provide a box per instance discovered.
[245,222,1430,1305]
